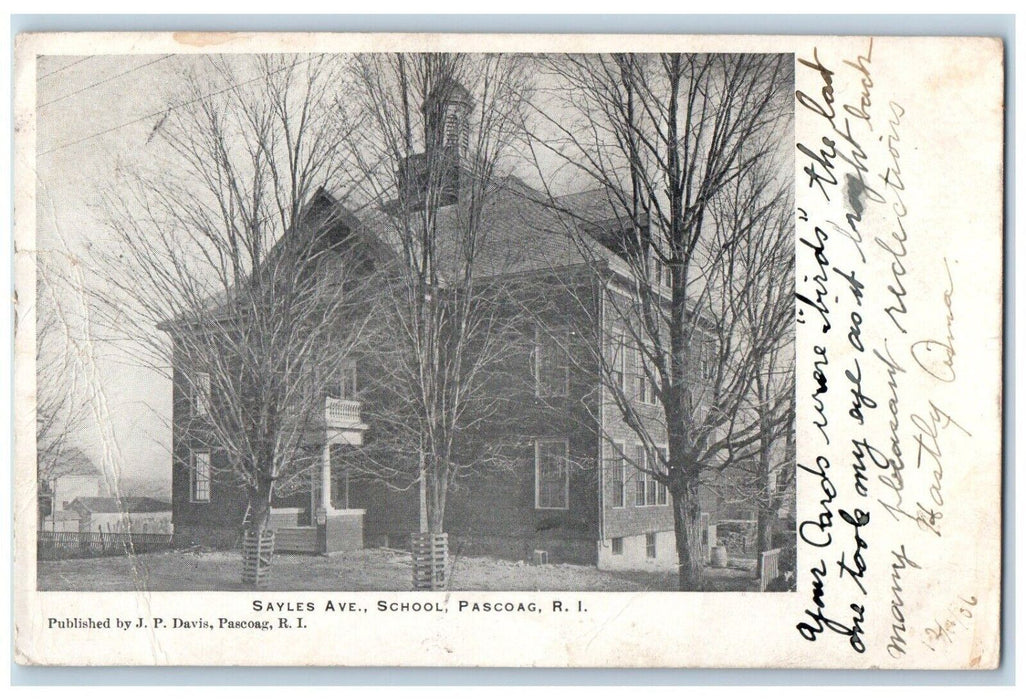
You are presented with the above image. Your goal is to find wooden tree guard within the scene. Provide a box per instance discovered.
[759,548,781,591]
[242,529,276,588]
[411,532,449,590]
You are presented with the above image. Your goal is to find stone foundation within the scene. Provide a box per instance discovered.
[596,529,678,571]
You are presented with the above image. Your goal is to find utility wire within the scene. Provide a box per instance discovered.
[39,54,324,158]
[38,55,174,108]
[37,56,92,81]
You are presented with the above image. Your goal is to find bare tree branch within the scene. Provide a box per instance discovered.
[524,52,794,590]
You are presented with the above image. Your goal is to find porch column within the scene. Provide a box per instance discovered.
[321,442,332,512]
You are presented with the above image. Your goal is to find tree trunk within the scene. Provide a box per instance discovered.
[427,465,448,535]
[670,479,705,591]
[242,474,276,589]
[418,453,428,533]
[755,502,775,580]
[414,455,449,591]
[247,475,274,534]
[754,391,775,580]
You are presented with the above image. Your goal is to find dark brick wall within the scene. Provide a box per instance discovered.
[352,473,598,565]
[445,433,598,564]
[348,364,602,563]
[596,284,737,543]
[169,269,609,563]
[170,357,250,536]
[600,402,676,540]
[170,343,322,542]
[349,480,419,548]
[347,274,604,564]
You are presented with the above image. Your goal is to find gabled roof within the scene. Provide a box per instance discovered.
[159,176,627,333]
[68,497,171,514]
[347,175,618,282]
[158,188,390,331]
[550,187,625,227]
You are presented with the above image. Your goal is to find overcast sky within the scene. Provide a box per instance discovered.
[36,54,218,492]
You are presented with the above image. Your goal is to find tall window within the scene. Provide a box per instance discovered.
[650,357,660,405]
[651,251,671,289]
[656,447,669,505]
[193,372,211,417]
[331,361,357,400]
[774,468,791,495]
[632,342,657,405]
[607,442,626,508]
[646,532,657,558]
[190,450,211,503]
[535,326,569,398]
[696,330,718,384]
[634,444,648,506]
[635,345,650,404]
[634,444,661,507]
[623,341,636,400]
[535,439,569,510]
[609,329,627,394]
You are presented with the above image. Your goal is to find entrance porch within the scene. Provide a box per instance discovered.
[272,397,368,554]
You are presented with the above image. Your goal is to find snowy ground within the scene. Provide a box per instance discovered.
[37,547,760,592]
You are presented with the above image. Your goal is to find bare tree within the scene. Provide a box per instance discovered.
[82,55,372,562]
[707,169,795,579]
[35,269,91,517]
[344,53,532,535]
[528,53,793,590]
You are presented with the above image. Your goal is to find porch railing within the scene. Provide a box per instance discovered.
[325,397,361,427]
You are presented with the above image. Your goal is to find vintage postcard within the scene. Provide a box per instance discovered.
[12,32,1003,668]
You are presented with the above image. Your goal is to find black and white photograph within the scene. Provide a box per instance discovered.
[13,31,1003,669]
[34,50,795,593]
